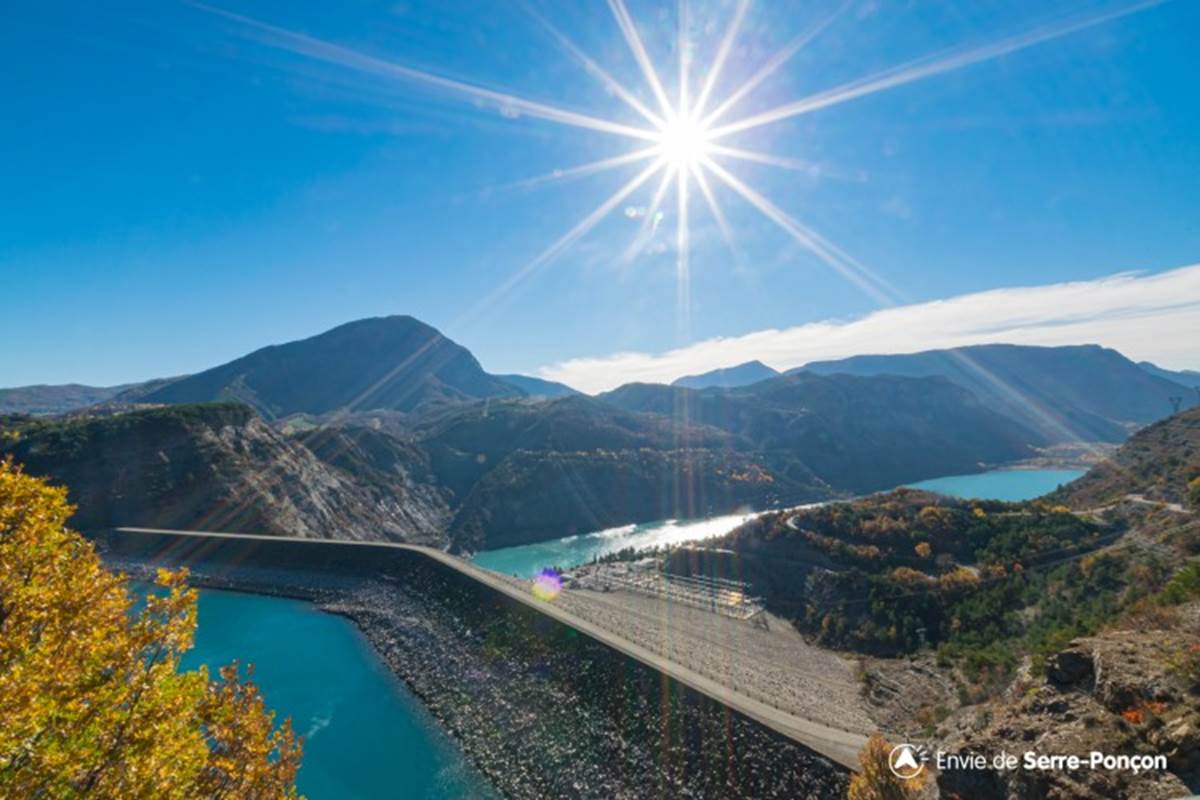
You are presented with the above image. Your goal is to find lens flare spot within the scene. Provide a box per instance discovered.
[531,568,563,601]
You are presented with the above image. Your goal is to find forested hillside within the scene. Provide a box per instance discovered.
[681,491,1124,664]
[1052,407,1200,509]
[601,372,1039,492]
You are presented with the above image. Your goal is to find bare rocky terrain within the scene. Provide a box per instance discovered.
[933,604,1200,799]
[1,404,450,542]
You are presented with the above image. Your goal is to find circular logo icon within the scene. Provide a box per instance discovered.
[888,743,928,780]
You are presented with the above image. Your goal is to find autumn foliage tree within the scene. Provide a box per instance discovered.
[0,458,302,798]
[847,734,926,800]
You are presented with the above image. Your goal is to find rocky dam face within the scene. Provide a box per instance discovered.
[90,529,850,800]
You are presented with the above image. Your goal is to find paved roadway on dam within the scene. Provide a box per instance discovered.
[114,527,867,769]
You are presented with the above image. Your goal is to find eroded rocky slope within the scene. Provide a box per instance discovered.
[1,404,448,542]
[937,605,1200,799]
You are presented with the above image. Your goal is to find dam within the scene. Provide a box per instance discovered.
[91,526,865,794]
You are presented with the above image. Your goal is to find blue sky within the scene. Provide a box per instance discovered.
[2,0,1198,389]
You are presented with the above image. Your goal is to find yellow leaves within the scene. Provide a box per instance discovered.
[847,733,927,800]
[937,566,981,590]
[914,542,932,558]
[0,458,303,799]
[195,662,303,799]
[917,504,954,532]
[890,567,933,584]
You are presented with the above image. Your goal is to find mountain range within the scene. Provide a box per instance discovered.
[671,360,780,390]
[0,377,179,416]
[2,316,1197,550]
[600,371,1038,493]
[1138,361,1200,389]
[3,323,1195,437]
[0,317,567,418]
[139,316,521,418]
[796,343,1194,443]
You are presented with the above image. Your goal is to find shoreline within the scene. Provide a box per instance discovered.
[112,560,516,796]
[105,555,850,799]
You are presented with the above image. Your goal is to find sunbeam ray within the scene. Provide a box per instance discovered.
[701,157,895,305]
[701,0,847,127]
[710,0,1167,137]
[707,143,859,181]
[190,1,659,142]
[492,146,661,193]
[191,0,1168,348]
[689,163,741,266]
[676,163,692,337]
[690,0,749,119]
[524,3,667,129]
[623,168,675,264]
[607,0,676,118]
[461,159,666,325]
[677,0,691,115]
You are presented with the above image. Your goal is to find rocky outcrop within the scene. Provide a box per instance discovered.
[294,425,453,539]
[1046,647,1096,688]
[937,605,1200,799]
[3,404,448,543]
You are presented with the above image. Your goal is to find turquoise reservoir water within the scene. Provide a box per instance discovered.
[474,469,1087,577]
[472,512,757,578]
[182,589,496,800]
[904,468,1085,501]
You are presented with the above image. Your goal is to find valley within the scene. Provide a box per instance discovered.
[609,407,1200,798]
[2,316,1198,800]
[6,317,1192,555]
[6,3,1196,796]
[89,404,1198,799]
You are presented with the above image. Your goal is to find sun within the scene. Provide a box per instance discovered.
[655,114,713,171]
[199,0,1159,320]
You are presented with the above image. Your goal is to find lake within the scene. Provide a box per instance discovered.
[183,589,496,800]
[904,468,1085,502]
[472,512,758,578]
[179,467,1083,795]
[472,469,1086,577]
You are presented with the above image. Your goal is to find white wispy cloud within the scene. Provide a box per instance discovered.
[539,264,1200,394]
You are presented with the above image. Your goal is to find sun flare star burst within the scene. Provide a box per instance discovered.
[199,0,1167,326]
[655,115,714,171]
